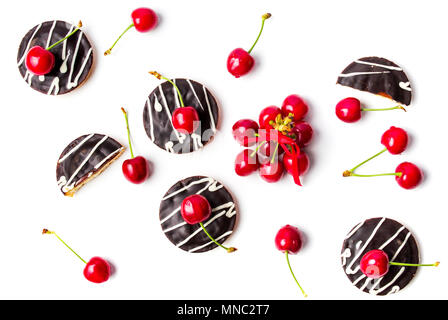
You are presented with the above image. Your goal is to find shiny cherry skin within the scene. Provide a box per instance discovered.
[283,152,309,176]
[259,106,281,129]
[25,46,55,75]
[181,194,211,225]
[235,149,259,176]
[381,126,408,154]
[83,257,111,283]
[282,94,308,121]
[335,97,362,123]
[395,162,422,189]
[172,107,200,134]
[360,250,389,279]
[131,8,158,32]
[275,225,303,254]
[122,156,149,184]
[227,48,254,78]
[232,119,259,147]
[257,141,284,157]
[292,121,313,147]
[259,159,284,183]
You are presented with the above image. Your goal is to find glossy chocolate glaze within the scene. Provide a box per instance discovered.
[56,134,124,196]
[159,176,237,253]
[337,57,412,106]
[341,217,419,295]
[17,20,94,95]
[143,79,219,154]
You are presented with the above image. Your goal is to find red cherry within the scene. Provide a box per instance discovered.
[131,8,158,32]
[275,225,303,254]
[235,149,259,176]
[257,141,284,157]
[227,48,254,78]
[259,159,284,183]
[25,46,55,76]
[122,156,149,184]
[283,152,309,176]
[395,162,422,189]
[335,97,361,123]
[282,95,309,121]
[259,106,281,129]
[360,250,389,279]
[83,257,111,283]
[381,126,408,155]
[172,107,200,134]
[292,121,313,147]
[232,119,259,147]
[181,195,212,225]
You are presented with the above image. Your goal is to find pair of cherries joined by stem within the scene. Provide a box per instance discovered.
[121,108,150,184]
[104,8,158,56]
[343,126,423,189]
[227,13,271,78]
[25,21,83,75]
[233,94,312,184]
[336,97,406,123]
[181,195,237,253]
[150,71,200,134]
[42,229,110,283]
[360,249,439,279]
[275,225,307,297]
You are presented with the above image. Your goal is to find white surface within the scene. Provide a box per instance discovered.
[0,0,446,299]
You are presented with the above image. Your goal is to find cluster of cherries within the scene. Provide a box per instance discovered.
[342,126,422,189]
[233,94,313,184]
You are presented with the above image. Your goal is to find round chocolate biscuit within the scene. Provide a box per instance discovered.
[341,217,419,295]
[143,79,219,154]
[337,57,412,106]
[56,134,124,197]
[17,20,94,95]
[159,176,237,253]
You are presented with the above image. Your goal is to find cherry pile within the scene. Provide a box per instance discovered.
[232,94,313,185]
[342,126,423,189]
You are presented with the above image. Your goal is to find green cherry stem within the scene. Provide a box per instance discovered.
[149,71,185,107]
[343,148,387,177]
[250,141,266,158]
[270,142,280,164]
[347,172,402,178]
[390,261,440,267]
[121,107,134,158]
[199,222,237,253]
[285,251,307,297]
[247,13,271,54]
[42,229,87,264]
[46,21,83,51]
[104,23,135,56]
[362,106,406,112]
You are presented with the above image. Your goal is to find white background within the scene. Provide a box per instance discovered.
[0,0,446,300]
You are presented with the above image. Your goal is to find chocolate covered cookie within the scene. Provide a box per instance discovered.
[159,176,237,253]
[143,79,219,154]
[341,217,419,295]
[337,57,412,106]
[57,134,124,197]
[17,20,94,95]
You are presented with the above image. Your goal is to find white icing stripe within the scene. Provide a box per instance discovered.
[352,274,366,286]
[62,25,74,60]
[379,226,405,250]
[146,98,155,141]
[72,47,92,87]
[45,20,57,48]
[345,217,386,275]
[399,81,412,92]
[176,208,230,248]
[390,232,411,262]
[191,133,203,151]
[188,230,233,253]
[94,147,123,169]
[18,24,43,67]
[62,135,109,191]
[344,221,364,240]
[359,278,371,291]
[66,31,85,89]
[203,85,216,133]
[339,71,391,78]
[162,177,214,201]
[173,79,180,108]
[355,60,403,71]
[58,134,95,163]
[186,79,205,110]
[47,77,60,95]
[369,267,405,295]
[341,248,351,266]
[163,221,186,233]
